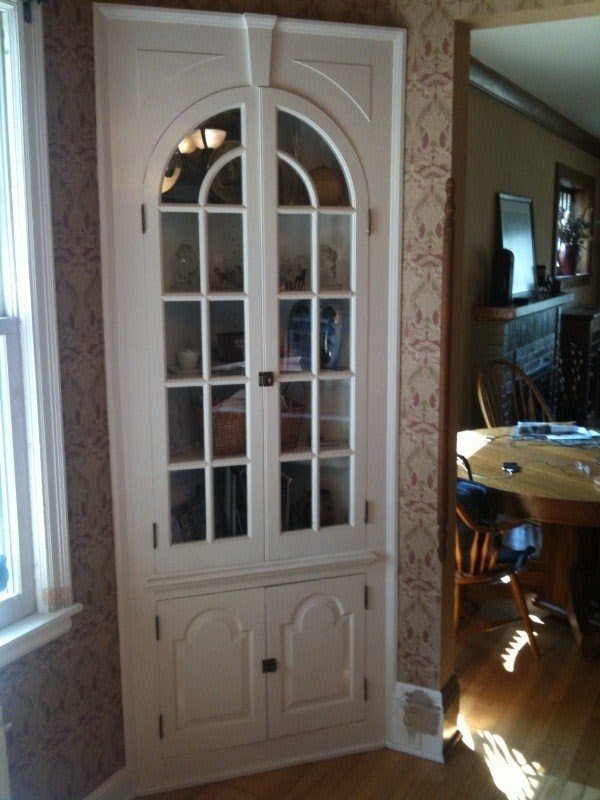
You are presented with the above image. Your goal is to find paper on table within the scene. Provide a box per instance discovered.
[546,429,600,442]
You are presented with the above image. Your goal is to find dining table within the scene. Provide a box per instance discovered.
[457,426,600,658]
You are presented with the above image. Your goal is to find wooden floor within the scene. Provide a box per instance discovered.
[139,613,600,800]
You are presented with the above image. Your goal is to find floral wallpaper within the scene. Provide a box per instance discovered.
[0,0,588,798]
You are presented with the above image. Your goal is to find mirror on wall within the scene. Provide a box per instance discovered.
[496,193,537,301]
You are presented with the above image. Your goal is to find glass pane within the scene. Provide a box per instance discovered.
[280,299,312,374]
[319,458,350,527]
[281,461,312,532]
[170,469,206,544]
[0,349,15,600]
[165,302,202,377]
[280,381,311,453]
[161,109,241,204]
[210,301,245,377]
[211,385,246,459]
[278,111,349,207]
[207,154,242,205]
[207,213,244,292]
[213,465,247,538]
[319,379,350,450]
[320,299,350,372]
[279,215,311,292]
[278,159,310,206]
[319,214,352,291]
[162,213,200,293]
[168,386,204,463]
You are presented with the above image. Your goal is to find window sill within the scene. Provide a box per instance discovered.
[0,603,83,669]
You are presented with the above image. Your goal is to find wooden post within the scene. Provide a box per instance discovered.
[437,177,455,562]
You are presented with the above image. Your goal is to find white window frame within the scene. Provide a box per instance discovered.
[0,0,80,668]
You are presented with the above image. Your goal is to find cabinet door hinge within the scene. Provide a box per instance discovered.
[364,501,370,524]
[141,204,147,234]
[364,677,368,701]
[367,209,372,236]
[158,713,163,740]
[155,615,160,641]
[152,522,158,549]
[364,585,369,609]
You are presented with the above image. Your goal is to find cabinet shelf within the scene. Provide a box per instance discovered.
[206,204,246,214]
[165,375,205,387]
[279,449,314,462]
[318,369,353,380]
[319,446,353,458]
[277,290,354,300]
[163,292,203,302]
[159,203,200,213]
[168,455,206,470]
[206,291,247,301]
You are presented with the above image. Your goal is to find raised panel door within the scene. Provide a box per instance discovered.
[265,574,365,738]
[157,588,267,757]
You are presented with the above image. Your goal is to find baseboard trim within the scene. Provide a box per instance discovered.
[389,675,460,763]
[141,740,386,797]
[84,767,135,800]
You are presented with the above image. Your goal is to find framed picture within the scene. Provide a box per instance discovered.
[497,193,537,300]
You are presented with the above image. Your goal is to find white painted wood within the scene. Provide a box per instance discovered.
[266,574,365,738]
[157,589,267,756]
[0,0,72,634]
[93,4,140,784]
[20,2,72,616]
[95,6,405,792]
[384,32,406,747]
[261,90,368,562]
[243,14,276,87]
[0,603,82,669]
[146,550,376,595]
[144,90,265,573]
[391,682,444,763]
[84,767,136,800]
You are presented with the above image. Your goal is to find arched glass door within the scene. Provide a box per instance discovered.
[146,90,367,573]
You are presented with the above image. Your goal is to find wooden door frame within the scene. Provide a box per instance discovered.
[442,1,600,686]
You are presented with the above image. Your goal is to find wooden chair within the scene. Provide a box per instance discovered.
[477,358,555,428]
[455,455,540,658]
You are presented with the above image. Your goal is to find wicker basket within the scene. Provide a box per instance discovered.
[212,407,246,457]
[281,398,305,451]
[207,395,305,456]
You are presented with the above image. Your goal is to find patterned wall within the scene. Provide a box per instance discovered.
[0,0,588,798]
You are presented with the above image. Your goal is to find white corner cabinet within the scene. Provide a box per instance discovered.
[95,5,405,793]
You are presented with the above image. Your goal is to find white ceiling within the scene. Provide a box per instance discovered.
[471,16,600,139]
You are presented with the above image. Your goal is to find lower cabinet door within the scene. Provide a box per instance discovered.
[157,588,267,757]
[266,574,365,738]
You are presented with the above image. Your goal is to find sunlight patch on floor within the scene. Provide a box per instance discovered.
[528,615,545,626]
[458,715,548,800]
[502,630,530,673]
[480,729,544,800]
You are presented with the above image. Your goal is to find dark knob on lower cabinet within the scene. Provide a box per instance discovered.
[262,658,277,673]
